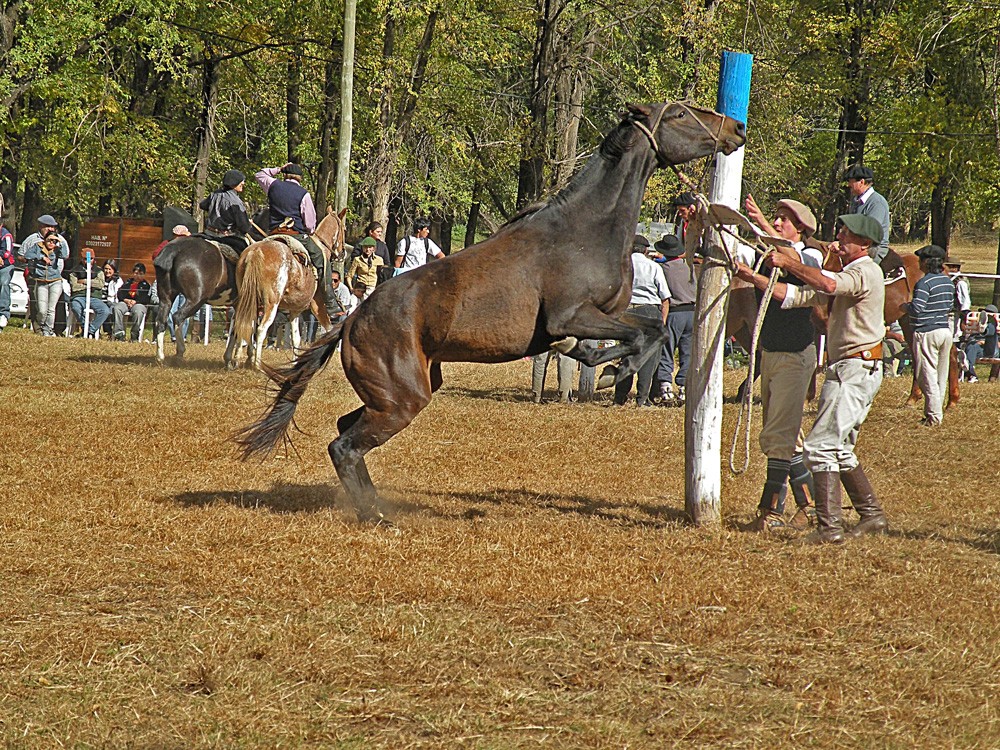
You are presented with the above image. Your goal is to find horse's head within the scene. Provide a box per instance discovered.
[315,207,347,261]
[627,101,746,167]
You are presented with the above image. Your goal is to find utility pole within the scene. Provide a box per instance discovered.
[334,0,357,212]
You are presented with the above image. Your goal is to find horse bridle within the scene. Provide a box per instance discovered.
[631,101,731,177]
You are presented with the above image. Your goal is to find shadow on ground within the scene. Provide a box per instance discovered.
[71,354,228,370]
[165,483,688,527]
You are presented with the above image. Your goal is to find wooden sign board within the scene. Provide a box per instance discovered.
[78,218,164,273]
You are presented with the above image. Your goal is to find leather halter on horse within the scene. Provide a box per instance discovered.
[631,102,731,174]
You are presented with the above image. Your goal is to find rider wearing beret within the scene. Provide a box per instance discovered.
[200,169,255,255]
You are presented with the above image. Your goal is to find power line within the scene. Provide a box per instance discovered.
[810,126,993,139]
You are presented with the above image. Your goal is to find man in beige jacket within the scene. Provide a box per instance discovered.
[736,213,888,544]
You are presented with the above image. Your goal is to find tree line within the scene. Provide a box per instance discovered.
[1,0,998,251]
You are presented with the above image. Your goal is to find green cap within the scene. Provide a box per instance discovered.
[838,214,883,244]
[358,237,377,247]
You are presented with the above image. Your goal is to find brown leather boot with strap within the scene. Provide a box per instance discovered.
[841,464,889,538]
[799,471,845,545]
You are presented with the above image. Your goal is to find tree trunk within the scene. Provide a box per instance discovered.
[821,6,870,237]
[287,54,302,162]
[192,53,219,225]
[316,31,339,212]
[930,174,955,250]
[368,11,437,225]
[465,185,481,248]
[516,0,556,208]
[907,204,930,241]
[551,37,593,191]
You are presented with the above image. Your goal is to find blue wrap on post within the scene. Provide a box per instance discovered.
[716,51,752,124]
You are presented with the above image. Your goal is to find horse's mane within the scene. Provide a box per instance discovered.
[495,116,638,234]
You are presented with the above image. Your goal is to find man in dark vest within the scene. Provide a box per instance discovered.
[255,163,329,299]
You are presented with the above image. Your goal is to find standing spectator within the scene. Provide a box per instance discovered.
[736,197,823,532]
[983,305,999,360]
[531,352,575,404]
[154,226,193,342]
[68,253,111,338]
[22,221,69,337]
[0,215,14,331]
[394,217,444,272]
[614,235,670,407]
[750,213,888,544]
[654,235,695,404]
[112,262,151,341]
[672,192,698,243]
[844,165,890,264]
[944,258,970,341]
[347,238,385,299]
[350,222,393,268]
[904,244,954,427]
[200,169,254,255]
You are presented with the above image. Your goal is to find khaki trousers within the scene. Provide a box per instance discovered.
[759,345,815,461]
[804,358,882,474]
[913,327,952,424]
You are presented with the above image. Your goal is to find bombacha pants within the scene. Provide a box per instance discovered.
[758,345,816,461]
[532,351,576,401]
[803,358,883,474]
[912,327,952,424]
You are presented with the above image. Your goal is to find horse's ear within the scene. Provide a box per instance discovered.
[625,102,652,120]
[338,207,347,220]
[326,205,334,215]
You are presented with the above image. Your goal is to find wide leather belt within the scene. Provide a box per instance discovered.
[841,343,883,362]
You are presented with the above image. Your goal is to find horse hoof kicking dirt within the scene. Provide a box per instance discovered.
[236,100,746,520]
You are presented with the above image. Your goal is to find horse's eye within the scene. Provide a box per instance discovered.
[675,110,686,119]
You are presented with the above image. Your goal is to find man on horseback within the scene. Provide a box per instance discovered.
[845,165,890,265]
[200,169,255,255]
[255,163,330,306]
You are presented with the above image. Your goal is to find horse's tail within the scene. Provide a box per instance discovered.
[233,245,272,345]
[235,320,345,459]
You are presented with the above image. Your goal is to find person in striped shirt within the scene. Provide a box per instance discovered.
[905,244,955,426]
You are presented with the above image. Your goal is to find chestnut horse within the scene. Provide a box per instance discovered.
[229,209,345,369]
[236,101,746,520]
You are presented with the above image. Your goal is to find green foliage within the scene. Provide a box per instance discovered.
[1,0,999,241]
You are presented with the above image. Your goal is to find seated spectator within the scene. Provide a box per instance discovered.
[68,253,111,337]
[112,262,151,341]
[329,271,353,321]
[350,281,367,310]
[102,259,123,303]
[958,311,987,383]
[347,238,384,299]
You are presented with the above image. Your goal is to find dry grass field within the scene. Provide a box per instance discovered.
[4,240,1000,748]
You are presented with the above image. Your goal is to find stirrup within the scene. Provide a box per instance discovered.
[741,512,787,533]
[788,506,816,530]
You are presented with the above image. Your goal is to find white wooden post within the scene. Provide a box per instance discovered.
[685,51,753,525]
[83,250,93,337]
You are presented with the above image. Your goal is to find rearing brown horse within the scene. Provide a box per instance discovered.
[237,101,746,519]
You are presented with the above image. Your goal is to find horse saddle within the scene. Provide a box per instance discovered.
[880,248,906,283]
[266,233,312,268]
[205,239,241,265]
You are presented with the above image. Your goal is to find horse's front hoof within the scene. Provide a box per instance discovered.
[551,336,578,354]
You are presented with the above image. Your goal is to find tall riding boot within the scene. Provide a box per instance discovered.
[788,452,817,530]
[841,464,888,537]
[744,458,789,532]
[800,471,845,544]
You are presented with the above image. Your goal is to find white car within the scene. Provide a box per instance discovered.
[9,265,28,317]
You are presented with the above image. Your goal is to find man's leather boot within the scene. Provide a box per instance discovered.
[841,464,888,538]
[743,458,789,532]
[800,471,845,544]
[788,452,816,530]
